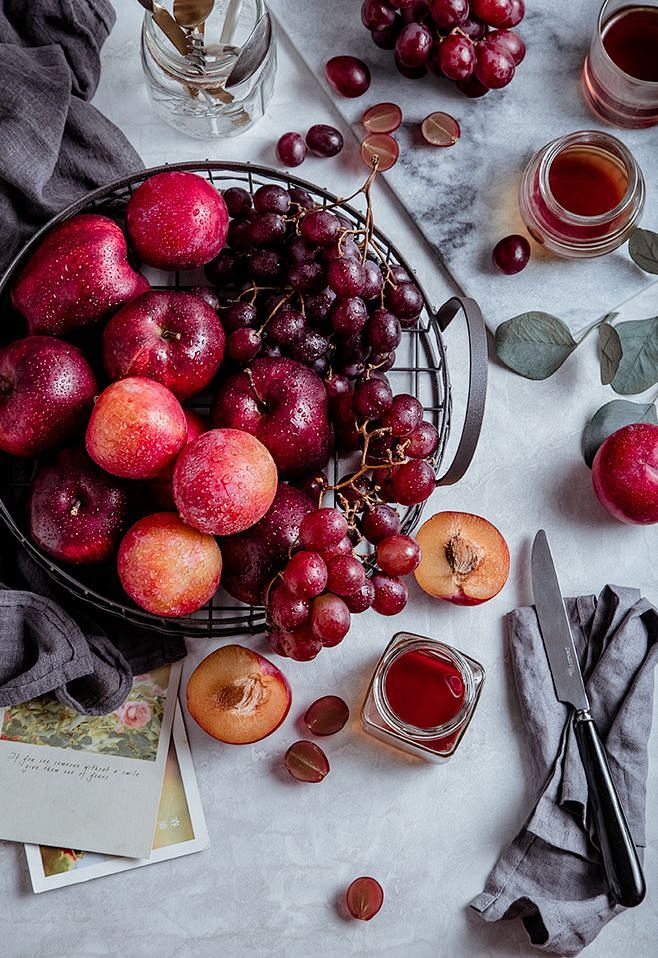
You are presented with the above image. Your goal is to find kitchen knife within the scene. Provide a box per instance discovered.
[531,529,645,908]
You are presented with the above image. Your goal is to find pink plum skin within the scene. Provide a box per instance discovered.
[86,377,187,480]
[126,171,229,270]
[220,482,315,605]
[117,512,222,617]
[11,214,149,335]
[0,336,97,457]
[211,357,332,479]
[30,448,130,564]
[592,423,658,524]
[102,290,226,400]
[150,409,207,510]
[173,428,278,536]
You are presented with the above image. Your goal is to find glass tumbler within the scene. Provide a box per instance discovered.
[582,0,658,128]
[141,0,276,139]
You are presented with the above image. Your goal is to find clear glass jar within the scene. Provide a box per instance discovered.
[361,632,485,763]
[583,0,658,128]
[140,0,276,139]
[519,130,645,259]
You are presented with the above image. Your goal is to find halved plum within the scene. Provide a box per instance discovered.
[186,645,291,745]
[414,511,509,605]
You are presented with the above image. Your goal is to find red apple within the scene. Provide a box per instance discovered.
[220,482,315,605]
[187,645,292,744]
[102,291,225,400]
[173,428,277,535]
[0,336,97,457]
[11,214,149,336]
[150,409,208,510]
[86,377,187,479]
[126,171,229,270]
[118,512,222,616]
[211,357,332,478]
[30,447,130,564]
[414,511,510,605]
[592,423,658,524]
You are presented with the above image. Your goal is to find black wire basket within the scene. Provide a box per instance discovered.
[0,161,487,639]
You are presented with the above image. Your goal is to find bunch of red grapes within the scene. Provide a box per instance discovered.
[361,0,526,96]
[205,177,439,662]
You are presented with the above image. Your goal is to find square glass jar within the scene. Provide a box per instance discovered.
[361,631,485,763]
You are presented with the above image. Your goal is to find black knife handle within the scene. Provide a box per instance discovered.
[574,713,646,908]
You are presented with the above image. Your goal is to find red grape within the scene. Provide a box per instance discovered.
[223,186,252,216]
[488,28,526,65]
[400,0,430,23]
[362,260,385,300]
[438,34,476,81]
[306,124,344,157]
[376,533,421,575]
[457,74,490,97]
[344,580,376,612]
[223,302,257,334]
[300,507,349,551]
[331,296,368,335]
[267,309,306,347]
[362,503,402,543]
[371,573,408,614]
[371,23,401,49]
[254,184,291,214]
[385,281,423,321]
[310,593,352,646]
[361,0,397,30]
[429,0,469,28]
[328,257,367,297]
[249,212,286,247]
[276,132,308,168]
[499,0,524,27]
[421,112,461,148]
[283,551,328,598]
[492,234,530,274]
[458,15,488,39]
[320,535,354,560]
[304,696,350,735]
[362,102,403,134]
[301,210,342,246]
[406,420,439,457]
[285,740,330,781]
[360,133,400,172]
[280,624,323,661]
[268,627,289,657]
[390,459,436,504]
[228,327,262,363]
[353,376,394,420]
[326,56,371,97]
[247,249,284,281]
[474,38,515,88]
[366,308,401,353]
[268,582,310,630]
[346,877,384,921]
[470,0,513,27]
[395,23,433,68]
[381,393,423,436]
[326,555,366,597]
[290,186,314,209]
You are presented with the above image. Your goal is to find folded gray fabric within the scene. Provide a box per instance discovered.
[470,585,658,957]
[0,0,186,714]
[0,0,143,272]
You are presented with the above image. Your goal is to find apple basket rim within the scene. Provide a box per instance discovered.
[0,159,457,639]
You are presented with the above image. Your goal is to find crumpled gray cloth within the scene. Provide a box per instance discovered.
[0,0,186,714]
[0,0,143,272]
[470,585,658,957]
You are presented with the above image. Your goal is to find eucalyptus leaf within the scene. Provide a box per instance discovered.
[629,229,658,274]
[495,312,578,380]
[599,320,622,385]
[583,399,658,467]
[610,316,658,394]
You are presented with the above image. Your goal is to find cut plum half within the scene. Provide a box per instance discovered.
[414,511,510,605]
[186,645,291,744]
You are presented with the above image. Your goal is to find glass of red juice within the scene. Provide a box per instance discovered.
[361,632,485,763]
[583,0,658,127]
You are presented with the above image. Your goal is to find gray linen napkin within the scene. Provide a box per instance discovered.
[470,585,658,956]
[0,0,186,714]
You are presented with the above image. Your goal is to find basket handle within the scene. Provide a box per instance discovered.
[434,295,488,487]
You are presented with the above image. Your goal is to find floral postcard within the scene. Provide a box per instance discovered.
[24,704,209,893]
[0,662,182,859]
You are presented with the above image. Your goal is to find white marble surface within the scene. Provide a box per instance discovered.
[2,7,658,958]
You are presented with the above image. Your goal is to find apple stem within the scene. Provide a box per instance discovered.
[69,499,82,517]
[244,367,267,412]
[160,328,182,341]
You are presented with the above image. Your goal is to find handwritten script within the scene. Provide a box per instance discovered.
[7,752,141,784]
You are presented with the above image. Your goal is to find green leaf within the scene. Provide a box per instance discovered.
[583,399,658,467]
[629,229,658,274]
[599,319,622,385]
[611,316,658,394]
[494,312,578,380]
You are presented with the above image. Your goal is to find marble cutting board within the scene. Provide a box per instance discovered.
[268,0,657,332]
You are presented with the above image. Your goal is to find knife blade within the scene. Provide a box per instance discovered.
[531,529,645,908]
[531,529,589,711]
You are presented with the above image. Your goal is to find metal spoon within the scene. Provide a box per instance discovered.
[224,11,272,88]
[136,0,190,57]
[173,0,215,70]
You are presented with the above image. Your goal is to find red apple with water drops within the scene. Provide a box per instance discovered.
[592,423,658,524]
